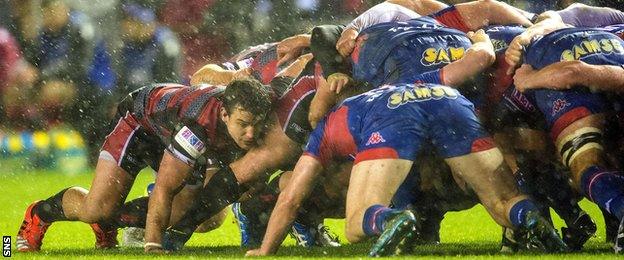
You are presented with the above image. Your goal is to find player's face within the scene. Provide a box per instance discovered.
[221,107,262,150]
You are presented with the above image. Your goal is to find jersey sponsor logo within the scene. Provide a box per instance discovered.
[365,132,386,146]
[421,47,465,66]
[560,39,624,61]
[491,39,509,52]
[552,98,571,116]
[174,126,206,158]
[387,85,458,109]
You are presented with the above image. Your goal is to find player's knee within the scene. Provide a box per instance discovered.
[557,127,604,169]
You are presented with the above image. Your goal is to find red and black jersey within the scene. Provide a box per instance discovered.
[118,83,231,166]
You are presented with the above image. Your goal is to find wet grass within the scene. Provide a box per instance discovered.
[0,166,618,259]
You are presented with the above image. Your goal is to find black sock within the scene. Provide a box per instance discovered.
[171,166,246,234]
[34,188,70,223]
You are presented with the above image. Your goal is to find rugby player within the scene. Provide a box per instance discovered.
[502,15,624,252]
[482,24,597,251]
[15,78,275,252]
[246,83,567,257]
[191,49,342,248]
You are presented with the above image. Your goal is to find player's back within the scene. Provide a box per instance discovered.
[525,27,624,69]
[354,18,470,87]
[125,83,224,143]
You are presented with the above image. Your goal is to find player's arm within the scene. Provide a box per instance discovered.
[246,155,324,256]
[144,150,192,252]
[230,116,302,184]
[145,124,208,252]
[438,29,495,87]
[190,64,251,85]
[275,53,314,79]
[453,0,532,31]
[514,61,624,93]
[505,11,567,74]
[309,75,338,128]
[277,34,311,66]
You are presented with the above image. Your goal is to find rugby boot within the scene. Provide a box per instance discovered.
[90,223,118,249]
[500,227,523,253]
[614,217,624,254]
[603,208,620,244]
[523,211,569,253]
[561,212,596,251]
[120,227,145,247]
[290,221,316,247]
[16,201,50,252]
[368,210,419,257]
[315,223,341,247]
[162,227,192,251]
[232,202,264,247]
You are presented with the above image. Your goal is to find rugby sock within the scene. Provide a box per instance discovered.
[170,165,246,234]
[580,166,624,220]
[508,199,539,228]
[33,188,70,223]
[362,205,398,236]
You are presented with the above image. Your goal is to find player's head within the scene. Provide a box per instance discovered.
[221,78,275,150]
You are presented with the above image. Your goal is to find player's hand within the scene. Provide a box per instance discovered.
[466,29,490,44]
[245,248,269,257]
[277,34,311,66]
[505,33,531,75]
[336,28,359,58]
[512,64,539,92]
[327,72,352,94]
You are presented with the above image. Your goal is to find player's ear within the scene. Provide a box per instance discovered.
[220,107,229,122]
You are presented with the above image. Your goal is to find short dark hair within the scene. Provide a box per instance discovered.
[223,78,275,120]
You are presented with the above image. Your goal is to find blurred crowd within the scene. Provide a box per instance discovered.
[0,0,621,167]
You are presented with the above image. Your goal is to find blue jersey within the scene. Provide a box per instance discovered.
[304,83,493,167]
[485,25,526,54]
[523,28,624,138]
[602,24,624,40]
[352,17,471,87]
[526,28,624,69]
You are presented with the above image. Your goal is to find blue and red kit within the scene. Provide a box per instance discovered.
[523,28,624,139]
[351,17,471,88]
[303,83,494,167]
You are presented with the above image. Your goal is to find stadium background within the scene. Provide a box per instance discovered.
[0,0,623,258]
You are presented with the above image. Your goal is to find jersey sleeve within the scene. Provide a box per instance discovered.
[168,123,209,166]
[346,2,419,32]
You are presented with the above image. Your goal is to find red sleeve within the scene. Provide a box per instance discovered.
[431,6,470,33]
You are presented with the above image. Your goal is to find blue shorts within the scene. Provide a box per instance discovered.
[528,89,608,139]
[305,84,494,166]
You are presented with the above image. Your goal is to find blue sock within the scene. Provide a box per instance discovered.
[508,199,539,228]
[362,205,397,236]
[581,166,624,220]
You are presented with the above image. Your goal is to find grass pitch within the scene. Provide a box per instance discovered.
[0,164,620,259]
